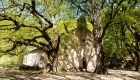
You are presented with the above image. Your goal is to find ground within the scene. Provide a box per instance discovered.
[0,69,140,80]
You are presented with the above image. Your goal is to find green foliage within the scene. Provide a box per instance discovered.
[86,20,93,31]
[103,1,140,58]
[0,20,42,52]
[77,16,86,28]
[103,24,127,57]
[56,20,78,54]
[0,54,23,68]
[14,27,41,40]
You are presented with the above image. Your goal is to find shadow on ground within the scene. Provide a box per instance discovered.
[0,69,140,80]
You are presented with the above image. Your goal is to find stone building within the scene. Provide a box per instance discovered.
[23,26,96,72]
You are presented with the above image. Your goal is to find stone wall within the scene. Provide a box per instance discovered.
[23,49,48,69]
[57,27,96,72]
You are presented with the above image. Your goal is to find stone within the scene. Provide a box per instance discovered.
[23,49,48,69]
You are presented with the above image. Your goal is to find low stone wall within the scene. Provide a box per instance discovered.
[23,49,48,69]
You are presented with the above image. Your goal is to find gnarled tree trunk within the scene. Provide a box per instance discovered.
[124,43,139,71]
[48,36,60,72]
[94,42,107,74]
[122,23,140,71]
[126,25,140,71]
[92,0,107,74]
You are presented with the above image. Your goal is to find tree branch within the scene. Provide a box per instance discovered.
[100,0,105,9]
[2,35,51,53]
[71,0,91,16]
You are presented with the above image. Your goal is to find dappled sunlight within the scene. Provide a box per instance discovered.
[23,49,48,69]
[95,69,140,80]
[56,26,96,72]
[0,69,140,80]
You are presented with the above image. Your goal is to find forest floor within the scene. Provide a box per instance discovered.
[0,69,140,80]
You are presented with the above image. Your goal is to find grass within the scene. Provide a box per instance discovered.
[49,71,61,75]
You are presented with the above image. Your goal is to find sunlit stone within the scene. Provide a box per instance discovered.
[23,27,96,72]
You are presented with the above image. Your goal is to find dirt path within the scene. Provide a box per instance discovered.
[0,69,140,80]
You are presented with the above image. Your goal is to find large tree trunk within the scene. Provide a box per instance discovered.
[134,51,139,71]
[48,36,60,72]
[93,0,107,74]
[49,55,57,72]
[94,42,107,74]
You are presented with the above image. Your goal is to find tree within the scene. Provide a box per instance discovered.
[103,0,140,71]
[0,0,70,72]
[104,26,128,58]
[121,8,140,71]
[69,0,139,74]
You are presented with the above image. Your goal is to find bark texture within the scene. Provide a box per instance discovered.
[126,25,140,71]
[92,0,107,74]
